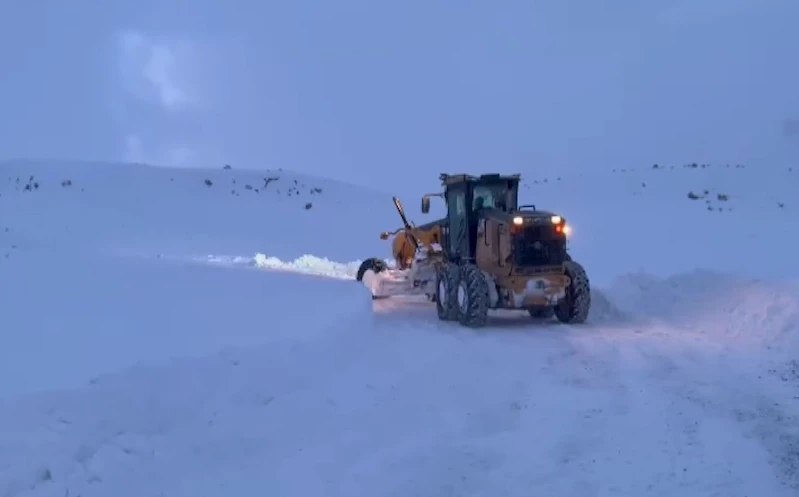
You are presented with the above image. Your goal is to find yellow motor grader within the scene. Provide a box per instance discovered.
[357,173,590,327]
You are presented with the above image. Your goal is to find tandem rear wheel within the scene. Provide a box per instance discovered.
[437,260,591,328]
[436,262,490,328]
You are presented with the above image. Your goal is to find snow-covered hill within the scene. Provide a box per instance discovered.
[1,159,798,496]
[518,163,799,283]
[0,159,397,260]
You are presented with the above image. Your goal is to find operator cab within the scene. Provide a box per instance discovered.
[470,176,518,213]
[423,173,521,262]
[421,173,569,267]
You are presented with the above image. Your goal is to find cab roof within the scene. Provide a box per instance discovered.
[438,173,521,186]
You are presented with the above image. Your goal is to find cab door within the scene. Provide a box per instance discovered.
[443,184,469,260]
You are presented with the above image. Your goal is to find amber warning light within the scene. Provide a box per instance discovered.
[555,224,572,236]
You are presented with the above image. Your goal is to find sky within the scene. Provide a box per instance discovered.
[0,0,797,190]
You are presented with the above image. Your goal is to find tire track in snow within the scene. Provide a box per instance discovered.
[122,251,799,494]
[369,293,798,494]
[370,300,681,493]
[626,341,799,494]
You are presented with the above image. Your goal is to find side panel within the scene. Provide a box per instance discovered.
[497,221,513,271]
[476,217,512,277]
[474,218,493,270]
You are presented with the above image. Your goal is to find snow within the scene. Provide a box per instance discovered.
[1,159,798,496]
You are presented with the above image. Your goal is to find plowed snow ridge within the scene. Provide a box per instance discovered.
[199,253,365,280]
[609,270,799,350]
[200,252,799,350]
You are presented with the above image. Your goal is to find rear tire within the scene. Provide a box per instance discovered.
[436,264,459,321]
[554,260,591,324]
[456,263,490,328]
[356,257,387,282]
[435,264,460,321]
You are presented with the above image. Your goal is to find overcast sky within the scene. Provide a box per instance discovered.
[1,0,797,189]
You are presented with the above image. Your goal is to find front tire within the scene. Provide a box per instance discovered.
[356,257,387,282]
[554,260,591,324]
[357,257,389,300]
[456,263,490,328]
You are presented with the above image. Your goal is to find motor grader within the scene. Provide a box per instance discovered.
[357,173,591,327]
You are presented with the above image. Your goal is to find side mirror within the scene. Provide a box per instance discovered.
[380,232,390,240]
[421,196,430,214]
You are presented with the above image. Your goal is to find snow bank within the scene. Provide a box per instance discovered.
[0,250,374,397]
[0,278,374,497]
[606,269,799,351]
[586,287,630,324]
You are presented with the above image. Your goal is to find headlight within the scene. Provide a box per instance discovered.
[562,225,572,235]
[512,216,524,225]
[550,215,562,224]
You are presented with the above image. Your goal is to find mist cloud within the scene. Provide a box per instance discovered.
[114,29,205,166]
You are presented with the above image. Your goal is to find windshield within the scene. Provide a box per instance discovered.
[472,181,517,211]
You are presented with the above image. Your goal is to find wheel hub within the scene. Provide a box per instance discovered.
[457,282,468,312]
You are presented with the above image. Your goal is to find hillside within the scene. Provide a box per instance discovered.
[518,163,798,283]
[0,159,397,261]
[1,159,798,497]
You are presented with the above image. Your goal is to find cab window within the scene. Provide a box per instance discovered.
[472,185,494,210]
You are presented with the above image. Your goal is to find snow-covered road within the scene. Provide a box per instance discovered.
[3,161,797,496]
[370,293,799,496]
